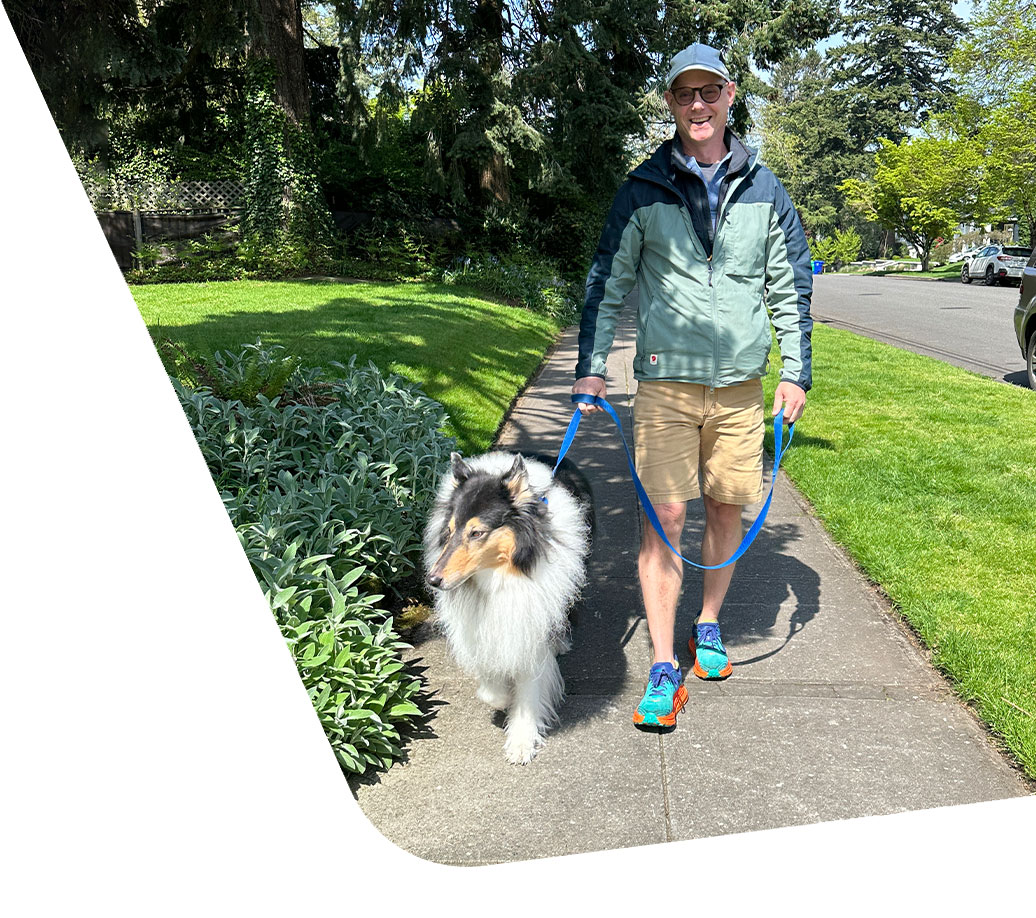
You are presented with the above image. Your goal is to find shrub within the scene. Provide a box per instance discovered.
[441,252,581,322]
[174,346,455,773]
[810,227,862,271]
[128,230,340,285]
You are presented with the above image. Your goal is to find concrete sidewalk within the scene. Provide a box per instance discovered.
[351,297,1030,865]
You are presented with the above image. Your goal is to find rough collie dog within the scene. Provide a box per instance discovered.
[424,451,591,764]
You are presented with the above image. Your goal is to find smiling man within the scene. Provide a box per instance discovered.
[572,43,813,729]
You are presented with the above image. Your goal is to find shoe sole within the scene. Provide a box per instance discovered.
[688,637,733,680]
[633,685,688,726]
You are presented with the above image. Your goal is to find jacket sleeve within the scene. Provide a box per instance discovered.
[575,183,643,378]
[764,177,814,392]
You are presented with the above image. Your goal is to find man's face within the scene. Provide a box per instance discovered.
[665,69,736,152]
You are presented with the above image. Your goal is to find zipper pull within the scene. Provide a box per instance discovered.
[708,255,713,287]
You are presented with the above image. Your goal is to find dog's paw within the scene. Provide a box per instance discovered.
[476,683,512,711]
[503,728,543,765]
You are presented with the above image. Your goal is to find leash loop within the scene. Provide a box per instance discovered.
[560,393,794,570]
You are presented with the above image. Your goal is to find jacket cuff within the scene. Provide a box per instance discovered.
[780,375,811,393]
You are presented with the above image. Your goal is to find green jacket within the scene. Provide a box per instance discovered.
[576,131,813,391]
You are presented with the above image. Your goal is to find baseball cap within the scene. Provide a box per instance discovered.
[665,43,730,88]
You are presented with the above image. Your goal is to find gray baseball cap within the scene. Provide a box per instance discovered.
[666,43,730,88]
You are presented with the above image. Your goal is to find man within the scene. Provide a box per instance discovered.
[572,43,813,728]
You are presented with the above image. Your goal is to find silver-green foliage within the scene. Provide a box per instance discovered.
[174,351,455,772]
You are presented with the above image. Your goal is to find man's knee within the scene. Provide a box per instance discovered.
[645,501,686,542]
[703,495,742,528]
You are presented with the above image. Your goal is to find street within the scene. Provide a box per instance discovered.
[811,273,1029,387]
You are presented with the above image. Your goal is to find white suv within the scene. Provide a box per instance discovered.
[961,244,1032,286]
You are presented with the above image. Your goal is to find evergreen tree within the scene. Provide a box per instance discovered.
[832,0,964,149]
[7,0,253,170]
[761,49,861,237]
[657,0,840,133]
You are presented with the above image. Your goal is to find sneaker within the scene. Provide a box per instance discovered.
[690,621,733,680]
[633,661,688,727]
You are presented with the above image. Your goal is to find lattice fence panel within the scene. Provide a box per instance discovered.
[80,177,245,212]
[178,180,245,210]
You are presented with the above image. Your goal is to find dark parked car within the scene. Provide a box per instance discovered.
[1016,249,1036,389]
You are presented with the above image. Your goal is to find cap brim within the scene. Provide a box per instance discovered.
[667,65,730,88]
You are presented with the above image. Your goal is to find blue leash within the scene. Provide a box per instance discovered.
[554,393,794,570]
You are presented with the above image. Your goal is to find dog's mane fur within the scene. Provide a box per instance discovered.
[424,451,590,683]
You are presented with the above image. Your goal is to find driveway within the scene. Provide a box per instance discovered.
[811,274,1028,387]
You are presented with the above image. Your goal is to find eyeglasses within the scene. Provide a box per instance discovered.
[670,83,726,105]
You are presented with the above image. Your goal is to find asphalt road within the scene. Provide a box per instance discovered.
[811,273,1029,387]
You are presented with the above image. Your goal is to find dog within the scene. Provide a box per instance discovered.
[423,451,592,764]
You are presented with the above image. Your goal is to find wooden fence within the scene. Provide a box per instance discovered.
[84,178,246,270]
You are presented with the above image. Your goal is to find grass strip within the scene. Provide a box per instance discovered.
[840,263,963,281]
[131,278,560,454]
[764,323,1036,777]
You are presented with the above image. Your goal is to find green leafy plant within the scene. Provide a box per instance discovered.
[173,346,455,773]
[810,227,863,271]
[441,252,581,322]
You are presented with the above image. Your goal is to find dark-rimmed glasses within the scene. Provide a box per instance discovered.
[670,83,726,105]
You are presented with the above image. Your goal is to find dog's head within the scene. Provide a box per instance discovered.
[425,452,547,591]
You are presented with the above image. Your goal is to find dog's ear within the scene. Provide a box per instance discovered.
[451,452,472,483]
[502,454,532,501]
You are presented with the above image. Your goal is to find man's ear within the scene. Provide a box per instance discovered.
[451,452,471,484]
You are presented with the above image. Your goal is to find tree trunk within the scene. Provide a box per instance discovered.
[473,0,510,204]
[250,0,310,128]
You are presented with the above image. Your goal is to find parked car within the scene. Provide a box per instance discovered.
[1015,249,1036,389]
[948,247,978,263]
[961,244,1032,286]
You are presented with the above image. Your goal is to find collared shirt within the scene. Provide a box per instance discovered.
[671,145,733,232]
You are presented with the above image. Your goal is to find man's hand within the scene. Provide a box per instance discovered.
[573,376,607,413]
[772,381,806,424]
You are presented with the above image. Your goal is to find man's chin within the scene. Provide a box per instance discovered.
[687,122,715,142]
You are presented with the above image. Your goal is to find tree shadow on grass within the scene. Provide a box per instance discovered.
[143,281,558,452]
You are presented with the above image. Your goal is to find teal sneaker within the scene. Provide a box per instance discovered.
[633,661,688,727]
[690,621,733,679]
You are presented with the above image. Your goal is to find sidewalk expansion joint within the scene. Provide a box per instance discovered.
[659,733,674,843]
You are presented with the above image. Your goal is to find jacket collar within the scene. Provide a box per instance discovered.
[632,128,755,186]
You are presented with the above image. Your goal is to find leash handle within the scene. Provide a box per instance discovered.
[563,393,794,570]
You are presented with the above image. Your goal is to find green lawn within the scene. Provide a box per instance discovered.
[134,276,1036,776]
[131,278,560,453]
[887,262,962,281]
[841,262,962,281]
[764,324,1036,776]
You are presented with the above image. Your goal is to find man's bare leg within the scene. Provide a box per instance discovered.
[699,495,743,623]
[638,501,687,665]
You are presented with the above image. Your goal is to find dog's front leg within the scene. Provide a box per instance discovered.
[503,653,564,765]
[476,676,512,711]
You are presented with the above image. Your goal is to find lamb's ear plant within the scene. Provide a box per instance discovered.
[173,345,455,774]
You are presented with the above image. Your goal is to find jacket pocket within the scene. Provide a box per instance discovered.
[718,207,767,276]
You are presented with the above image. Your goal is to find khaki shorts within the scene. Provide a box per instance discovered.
[633,379,765,505]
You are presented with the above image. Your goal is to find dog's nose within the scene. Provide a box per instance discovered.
[427,572,443,589]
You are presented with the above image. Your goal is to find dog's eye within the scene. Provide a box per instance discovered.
[468,529,487,540]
